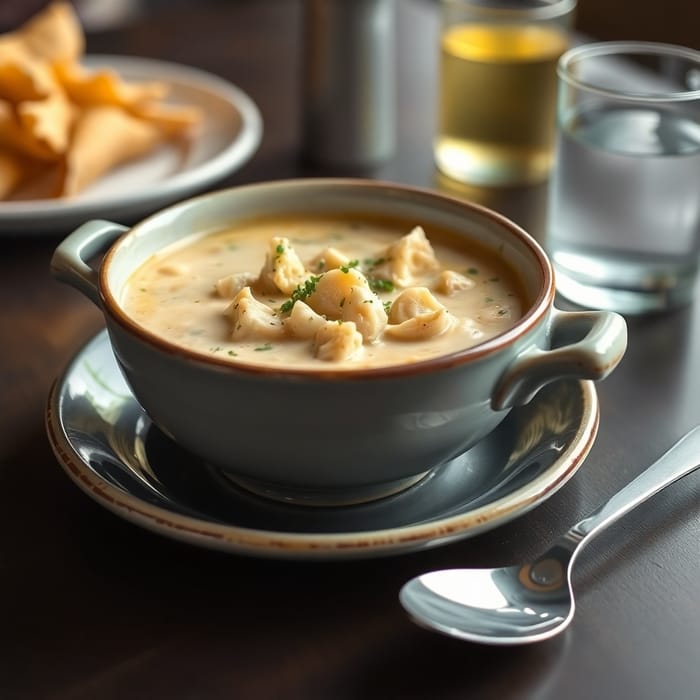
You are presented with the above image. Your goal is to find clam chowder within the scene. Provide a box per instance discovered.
[122,216,526,369]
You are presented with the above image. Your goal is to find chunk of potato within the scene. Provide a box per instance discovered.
[388,286,445,324]
[373,226,439,287]
[313,321,363,362]
[385,308,453,341]
[340,285,387,342]
[308,247,351,273]
[435,269,476,296]
[306,267,369,317]
[284,300,327,339]
[225,287,285,340]
[215,272,257,299]
[257,237,308,295]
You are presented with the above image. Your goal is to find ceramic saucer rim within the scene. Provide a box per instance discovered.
[46,331,599,559]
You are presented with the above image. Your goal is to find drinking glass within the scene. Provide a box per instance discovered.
[435,0,576,187]
[547,42,700,314]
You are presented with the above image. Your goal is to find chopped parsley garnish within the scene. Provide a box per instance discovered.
[383,301,392,314]
[363,256,389,270]
[280,275,322,313]
[466,267,479,276]
[254,343,273,352]
[276,244,285,254]
[339,260,359,273]
[370,278,394,293]
[228,350,238,356]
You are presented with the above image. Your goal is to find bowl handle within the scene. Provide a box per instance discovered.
[50,219,128,307]
[493,308,627,410]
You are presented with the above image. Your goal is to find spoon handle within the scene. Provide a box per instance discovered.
[571,425,700,549]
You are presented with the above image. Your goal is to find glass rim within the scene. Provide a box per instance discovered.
[558,41,700,103]
[441,0,576,22]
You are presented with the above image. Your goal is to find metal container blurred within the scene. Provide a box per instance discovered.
[301,0,396,167]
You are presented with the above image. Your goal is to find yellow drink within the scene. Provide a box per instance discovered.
[435,23,568,185]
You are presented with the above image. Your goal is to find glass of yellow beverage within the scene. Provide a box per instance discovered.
[436,0,576,186]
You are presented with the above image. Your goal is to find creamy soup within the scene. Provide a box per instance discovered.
[122,215,527,370]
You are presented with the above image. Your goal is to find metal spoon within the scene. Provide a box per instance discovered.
[400,425,700,645]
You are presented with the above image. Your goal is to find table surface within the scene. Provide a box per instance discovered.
[2,2,699,698]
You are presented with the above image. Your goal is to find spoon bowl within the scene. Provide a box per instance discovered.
[400,426,700,644]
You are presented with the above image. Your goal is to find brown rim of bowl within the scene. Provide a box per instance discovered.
[99,178,554,380]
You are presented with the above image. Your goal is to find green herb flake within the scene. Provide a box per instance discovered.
[228,350,238,357]
[383,301,392,314]
[339,259,359,273]
[370,278,394,293]
[276,244,285,255]
[254,343,274,352]
[280,274,322,313]
[466,267,479,276]
[364,256,387,270]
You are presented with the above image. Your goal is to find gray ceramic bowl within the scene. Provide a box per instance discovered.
[51,179,627,505]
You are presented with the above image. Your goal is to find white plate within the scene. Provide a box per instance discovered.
[0,55,262,234]
[46,331,600,560]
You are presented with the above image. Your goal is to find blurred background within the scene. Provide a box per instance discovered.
[0,0,698,49]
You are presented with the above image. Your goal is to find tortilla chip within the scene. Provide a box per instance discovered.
[14,2,84,64]
[129,100,203,136]
[0,150,27,198]
[62,106,164,196]
[0,41,55,102]
[0,2,202,201]
[0,99,64,160]
[54,61,169,108]
[17,88,75,156]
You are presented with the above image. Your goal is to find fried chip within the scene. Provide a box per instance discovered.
[0,42,55,102]
[0,99,63,160]
[0,150,26,198]
[13,2,84,64]
[62,106,165,196]
[18,88,75,156]
[129,100,203,136]
[54,61,169,108]
[0,2,202,201]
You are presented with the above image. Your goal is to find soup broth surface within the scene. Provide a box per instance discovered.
[122,216,526,370]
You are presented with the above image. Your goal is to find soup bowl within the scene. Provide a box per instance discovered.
[51,179,626,505]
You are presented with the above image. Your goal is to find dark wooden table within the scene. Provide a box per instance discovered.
[2,2,698,698]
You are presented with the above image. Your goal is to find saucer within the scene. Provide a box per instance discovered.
[46,331,599,560]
